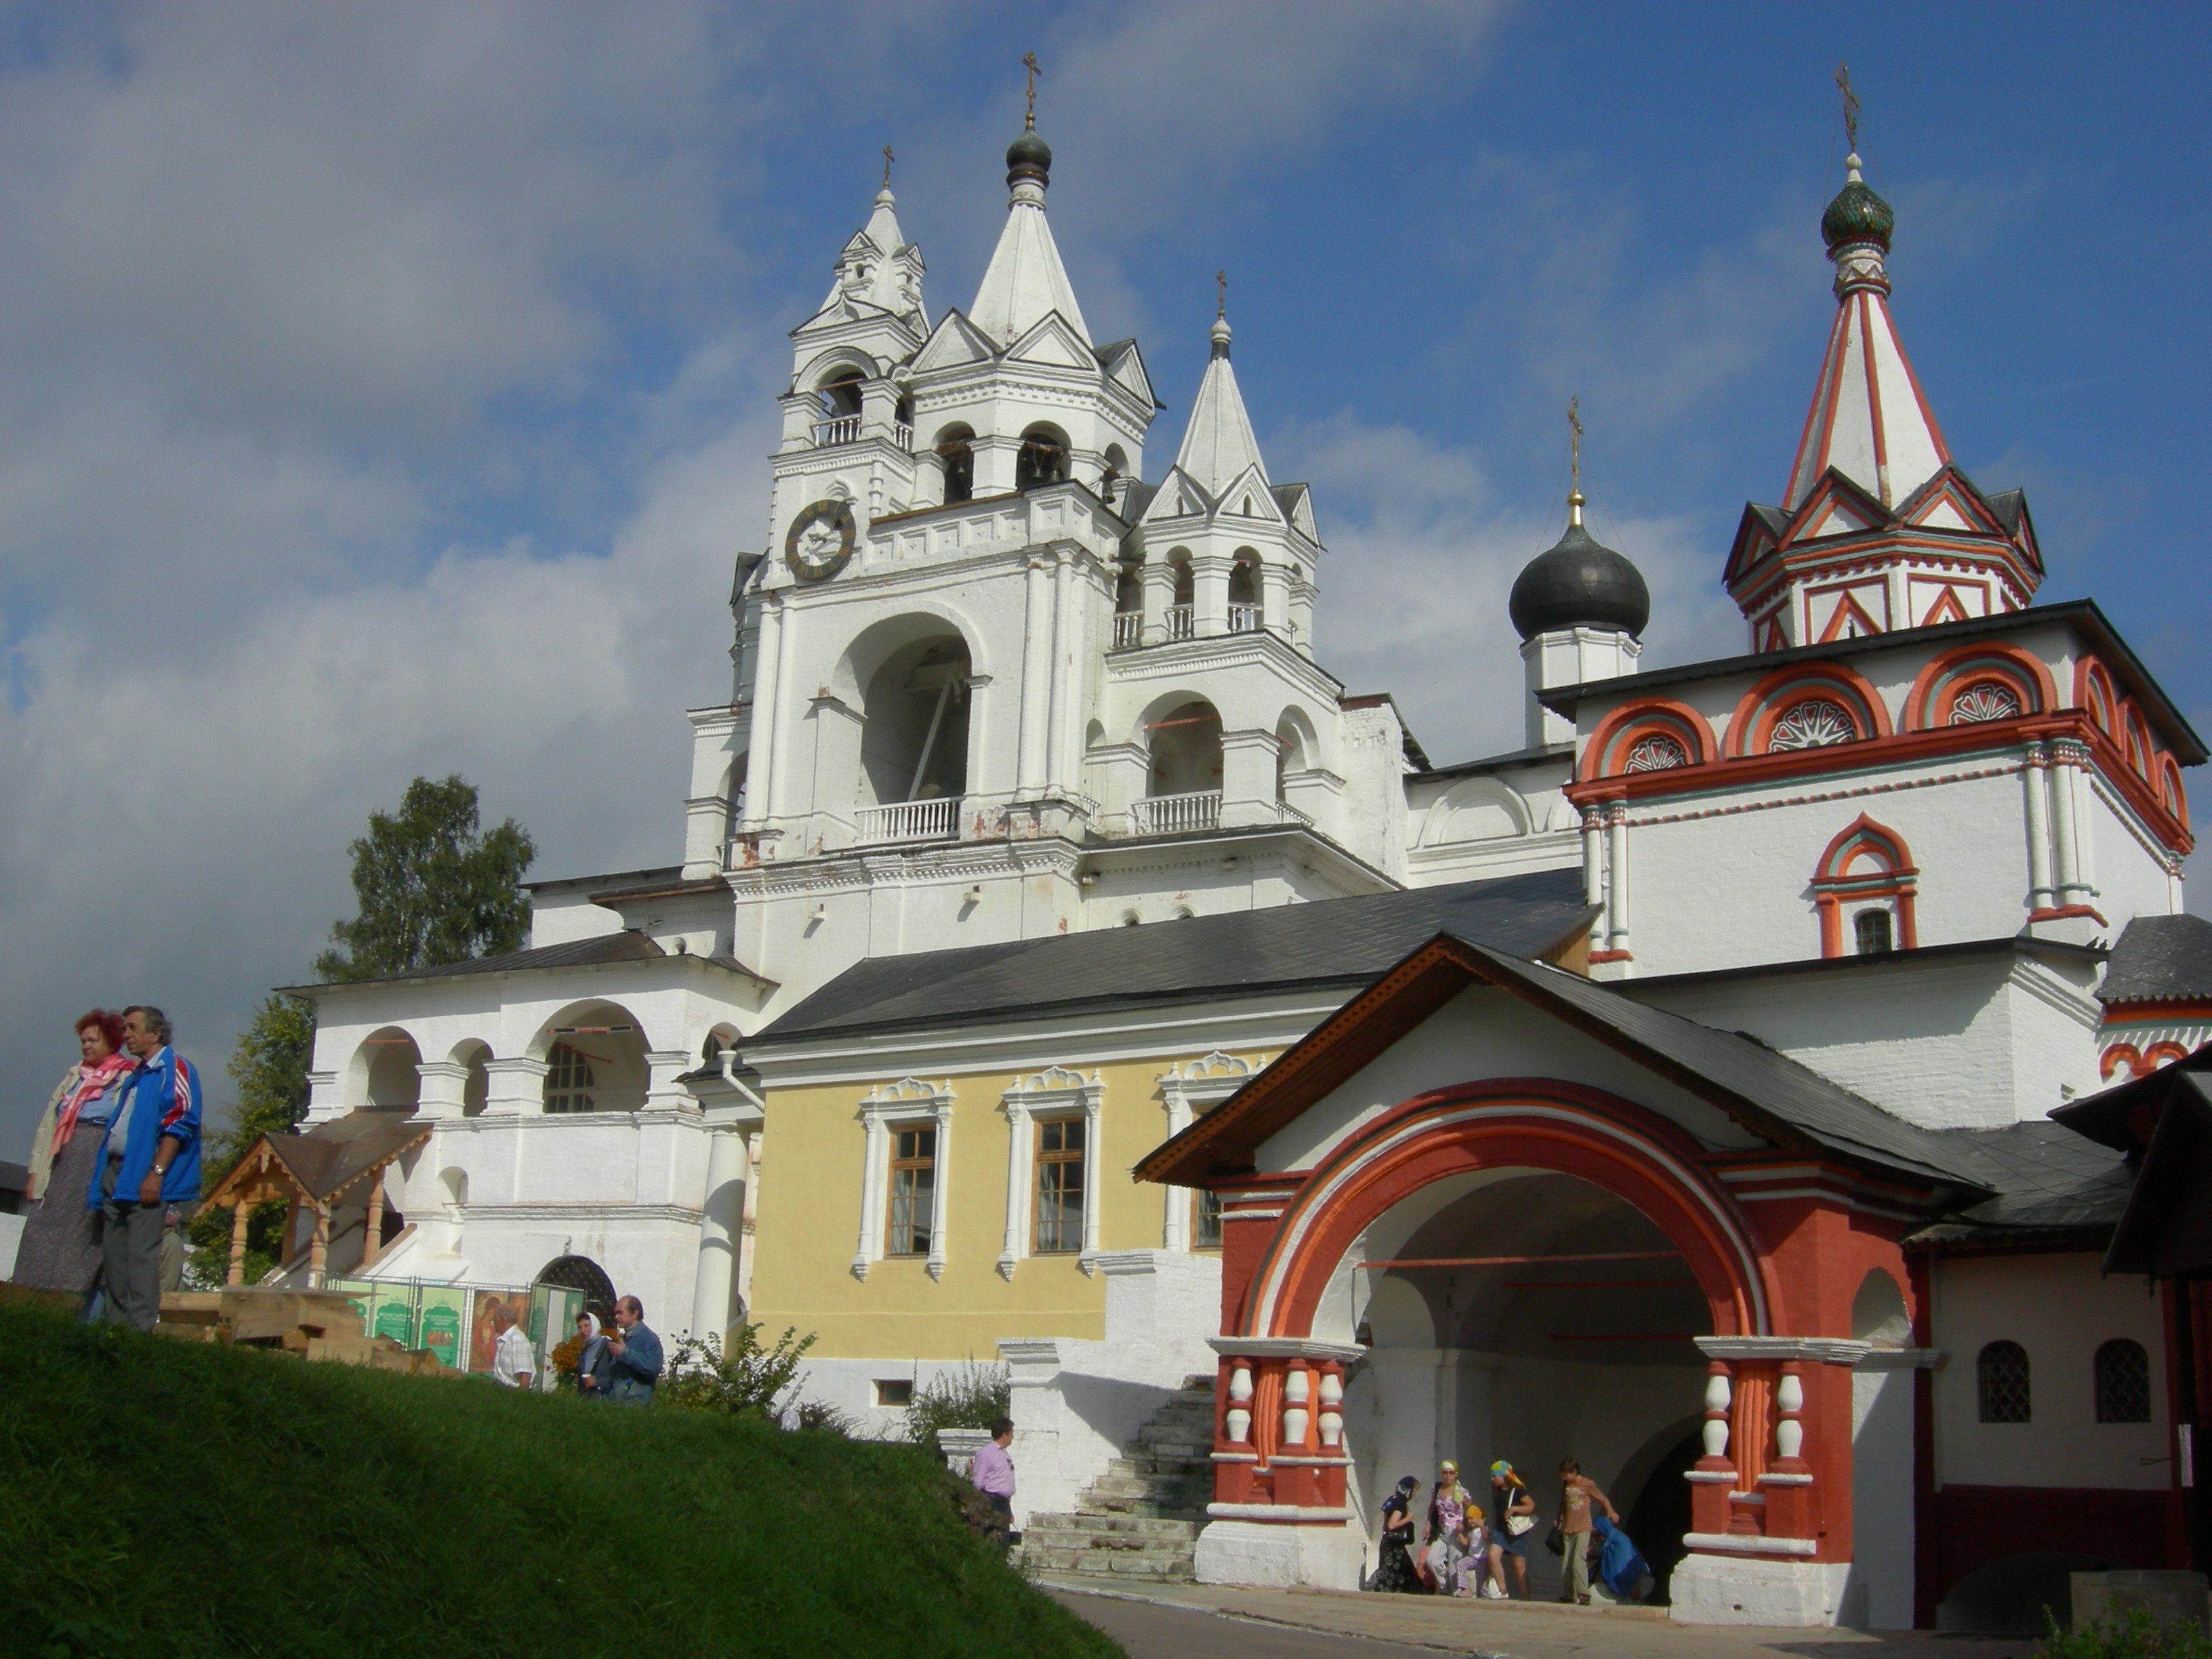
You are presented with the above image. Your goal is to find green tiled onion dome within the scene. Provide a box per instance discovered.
[1822,155,1894,251]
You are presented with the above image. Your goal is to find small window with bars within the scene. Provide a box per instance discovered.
[1193,1189,1223,1250]
[1854,908,1894,955]
[543,1042,596,1113]
[1033,1118,1086,1254]
[2095,1338,2152,1423]
[1978,1340,2032,1423]
[886,1126,936,1257]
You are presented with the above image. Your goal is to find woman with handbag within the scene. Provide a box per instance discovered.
[1486,1460,1538,1599]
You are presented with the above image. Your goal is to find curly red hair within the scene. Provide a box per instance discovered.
[73,1008,126,1052]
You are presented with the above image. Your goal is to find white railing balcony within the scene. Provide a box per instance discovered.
[1112,611,1142,649]
[1228,602,1262,634]
[814,414,862,447]
[855,798,960,844]
[1164,604,1195,641]
[1273,798,1313,828]
[1131,790,1221,836]
[893,420,914,452]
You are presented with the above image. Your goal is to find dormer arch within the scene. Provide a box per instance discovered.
[1809,813,1919,958]
[1582,698,1714,781]
[795,347,886,395]
[1901,642,2055,732]
[1419,777,1530,846]
[1015,422,1072,491]
[1725,661,1893,759]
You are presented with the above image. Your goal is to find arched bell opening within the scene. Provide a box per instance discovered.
[934,424,975,505]
[859,635,972,809]
[1147,699,1223,798]
[1015,422,1070,491]
[1228,550,1261,633]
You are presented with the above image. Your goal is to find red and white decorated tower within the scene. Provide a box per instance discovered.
[1725,152,2044,650]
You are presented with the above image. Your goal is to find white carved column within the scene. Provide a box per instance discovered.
[1046,550,1077,795]
[1605,800,1631,958]
[414,1061,470,1121]
[644,1051,696,1114]
[744,594,784,830]
[1017,557,1050,795]
[2023,739,2055,912]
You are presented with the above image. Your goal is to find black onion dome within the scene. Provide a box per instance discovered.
[1508,521,1650,640]
[1822,172,1894,252]
[1006,127,1052,185]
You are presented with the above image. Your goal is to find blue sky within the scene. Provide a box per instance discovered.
[0,1,2206,1145]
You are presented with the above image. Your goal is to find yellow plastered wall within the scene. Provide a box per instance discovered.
[747,1047,1268,1359]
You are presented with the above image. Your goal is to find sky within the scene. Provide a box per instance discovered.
[2,1,2209,1151]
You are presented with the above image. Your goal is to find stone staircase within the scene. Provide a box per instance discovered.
[1015,1376,1216,1582]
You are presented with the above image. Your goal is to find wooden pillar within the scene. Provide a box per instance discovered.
[362,1170,386,1269]
[308,1202,330,1288]
[227,1197,252,1286]
[283,1196,302,1269]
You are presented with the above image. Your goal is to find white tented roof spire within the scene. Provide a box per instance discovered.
[1172,282,1269,493]
[970,118,1091,347]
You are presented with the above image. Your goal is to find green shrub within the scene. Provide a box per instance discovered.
[659,1320,815,1418]
[0,1303,1115,1658]
[2039,1607,2212,1658]
[905,1357,1012,1456]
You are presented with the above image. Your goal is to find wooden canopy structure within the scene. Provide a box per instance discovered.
[205,1111,431,1286]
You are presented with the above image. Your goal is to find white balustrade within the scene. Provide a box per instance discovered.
[1131,791,1221,836]
[1317,1370,1344,1448]
[893,420,914,451]
[1164,604,1194,640]
[1225,1408,1251,1443]
[1702,1368,1732,1458]
[1112,611,1141,648]
[1229,1365,1254,1403]
[855,798,959,844]
[814,415,862,447]
[1228,602,1261,634]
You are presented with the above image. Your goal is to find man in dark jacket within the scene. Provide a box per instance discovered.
[93,1007,201,1332]
[605,1296,663,1406]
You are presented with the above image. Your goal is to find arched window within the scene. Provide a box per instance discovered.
[1100,443,1128,506]
[1015,424,1069,491]
[1854,909,1893,955]
[544,1042,597,1113]
[1769,699,1858,752]
[1811,815,1919,958]
[817,370,863,419]
[1978,1340,2031,1423]
[2095,1338,2152,1424]
[859,636,971,810]
[1165,552,1195,640]
[1148,701,1223,797]
[935,426,975,505]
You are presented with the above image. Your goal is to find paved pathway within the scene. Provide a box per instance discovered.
[1042,1578,2043,1659]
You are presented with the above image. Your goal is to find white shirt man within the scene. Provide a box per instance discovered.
[491,1311,535,1389]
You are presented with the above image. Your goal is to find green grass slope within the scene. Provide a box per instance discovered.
[0,1306,1120,1659]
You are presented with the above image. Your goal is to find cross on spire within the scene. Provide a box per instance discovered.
[1022,52,1040,129]
[1216,268,1227,319]
[882,144,894,188]
[1569,394,1583,493]
[1835,60,1861,153]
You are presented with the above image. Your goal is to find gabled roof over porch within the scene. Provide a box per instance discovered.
[1134,930,2023,1197]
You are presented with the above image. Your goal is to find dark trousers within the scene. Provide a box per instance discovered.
[102,1193,166,1332]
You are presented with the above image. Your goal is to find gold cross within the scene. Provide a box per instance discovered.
[1216,269,1227,319]
[1836,60,1861,152]
[882,143,894,188]
[1022,52,1040,128]
[1569,395,1582,492]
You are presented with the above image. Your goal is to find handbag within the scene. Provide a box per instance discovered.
[1505,1512,1535,1536]
[1544,1523,1565,1556]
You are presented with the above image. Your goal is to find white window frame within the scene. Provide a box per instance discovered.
[1159,1052,1261,1252]
[998,1066,1104,1280]
[853,1078,954,1282]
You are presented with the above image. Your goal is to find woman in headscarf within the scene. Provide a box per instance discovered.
[1486,1460,1539,1599]
[1424,1460,1476,1591]
[1366,1475,1425,1593]
[573,1308,613,1398]
[14,1010,134,1306]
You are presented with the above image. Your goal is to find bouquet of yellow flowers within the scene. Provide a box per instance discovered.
[549,1331,587,1382]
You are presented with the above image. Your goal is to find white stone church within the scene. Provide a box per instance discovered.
[280,112,2212,1628]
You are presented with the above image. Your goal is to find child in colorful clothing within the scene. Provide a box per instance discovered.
[1448,1509,1489,1597]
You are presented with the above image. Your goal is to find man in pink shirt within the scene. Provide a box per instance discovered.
[970,1416,1017,1547]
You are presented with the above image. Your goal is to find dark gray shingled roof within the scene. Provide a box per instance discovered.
[2100,914,2212,1006]
[288,929,769,993]
[1908,1120,2134,1246]
[753,868,1595,1044]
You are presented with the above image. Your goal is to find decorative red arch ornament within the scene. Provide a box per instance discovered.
[1238,1079,1771,1344]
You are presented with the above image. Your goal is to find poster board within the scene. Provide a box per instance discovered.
[418,1288,467,1370]
[530,1284,583,1390]
[470,1288,532,1376]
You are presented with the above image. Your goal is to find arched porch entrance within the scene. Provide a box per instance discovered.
[1202,1083,1792,1599]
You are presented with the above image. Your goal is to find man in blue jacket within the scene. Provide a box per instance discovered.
[605,1295,663,1406]
[93,1006,201,1331]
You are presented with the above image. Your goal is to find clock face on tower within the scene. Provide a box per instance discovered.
[784,499,858,582]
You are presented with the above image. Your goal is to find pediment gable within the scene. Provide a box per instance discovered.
[1782,469,1889,546]
[1139,465,1213,525]
[1004,311,1096,371]
[1725,501,1786,583]
[912,308,1000,374]
[1096,337,1158,409]
[1212,464,1281,525]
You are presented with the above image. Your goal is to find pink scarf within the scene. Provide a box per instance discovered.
[53,1050,136,1156]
